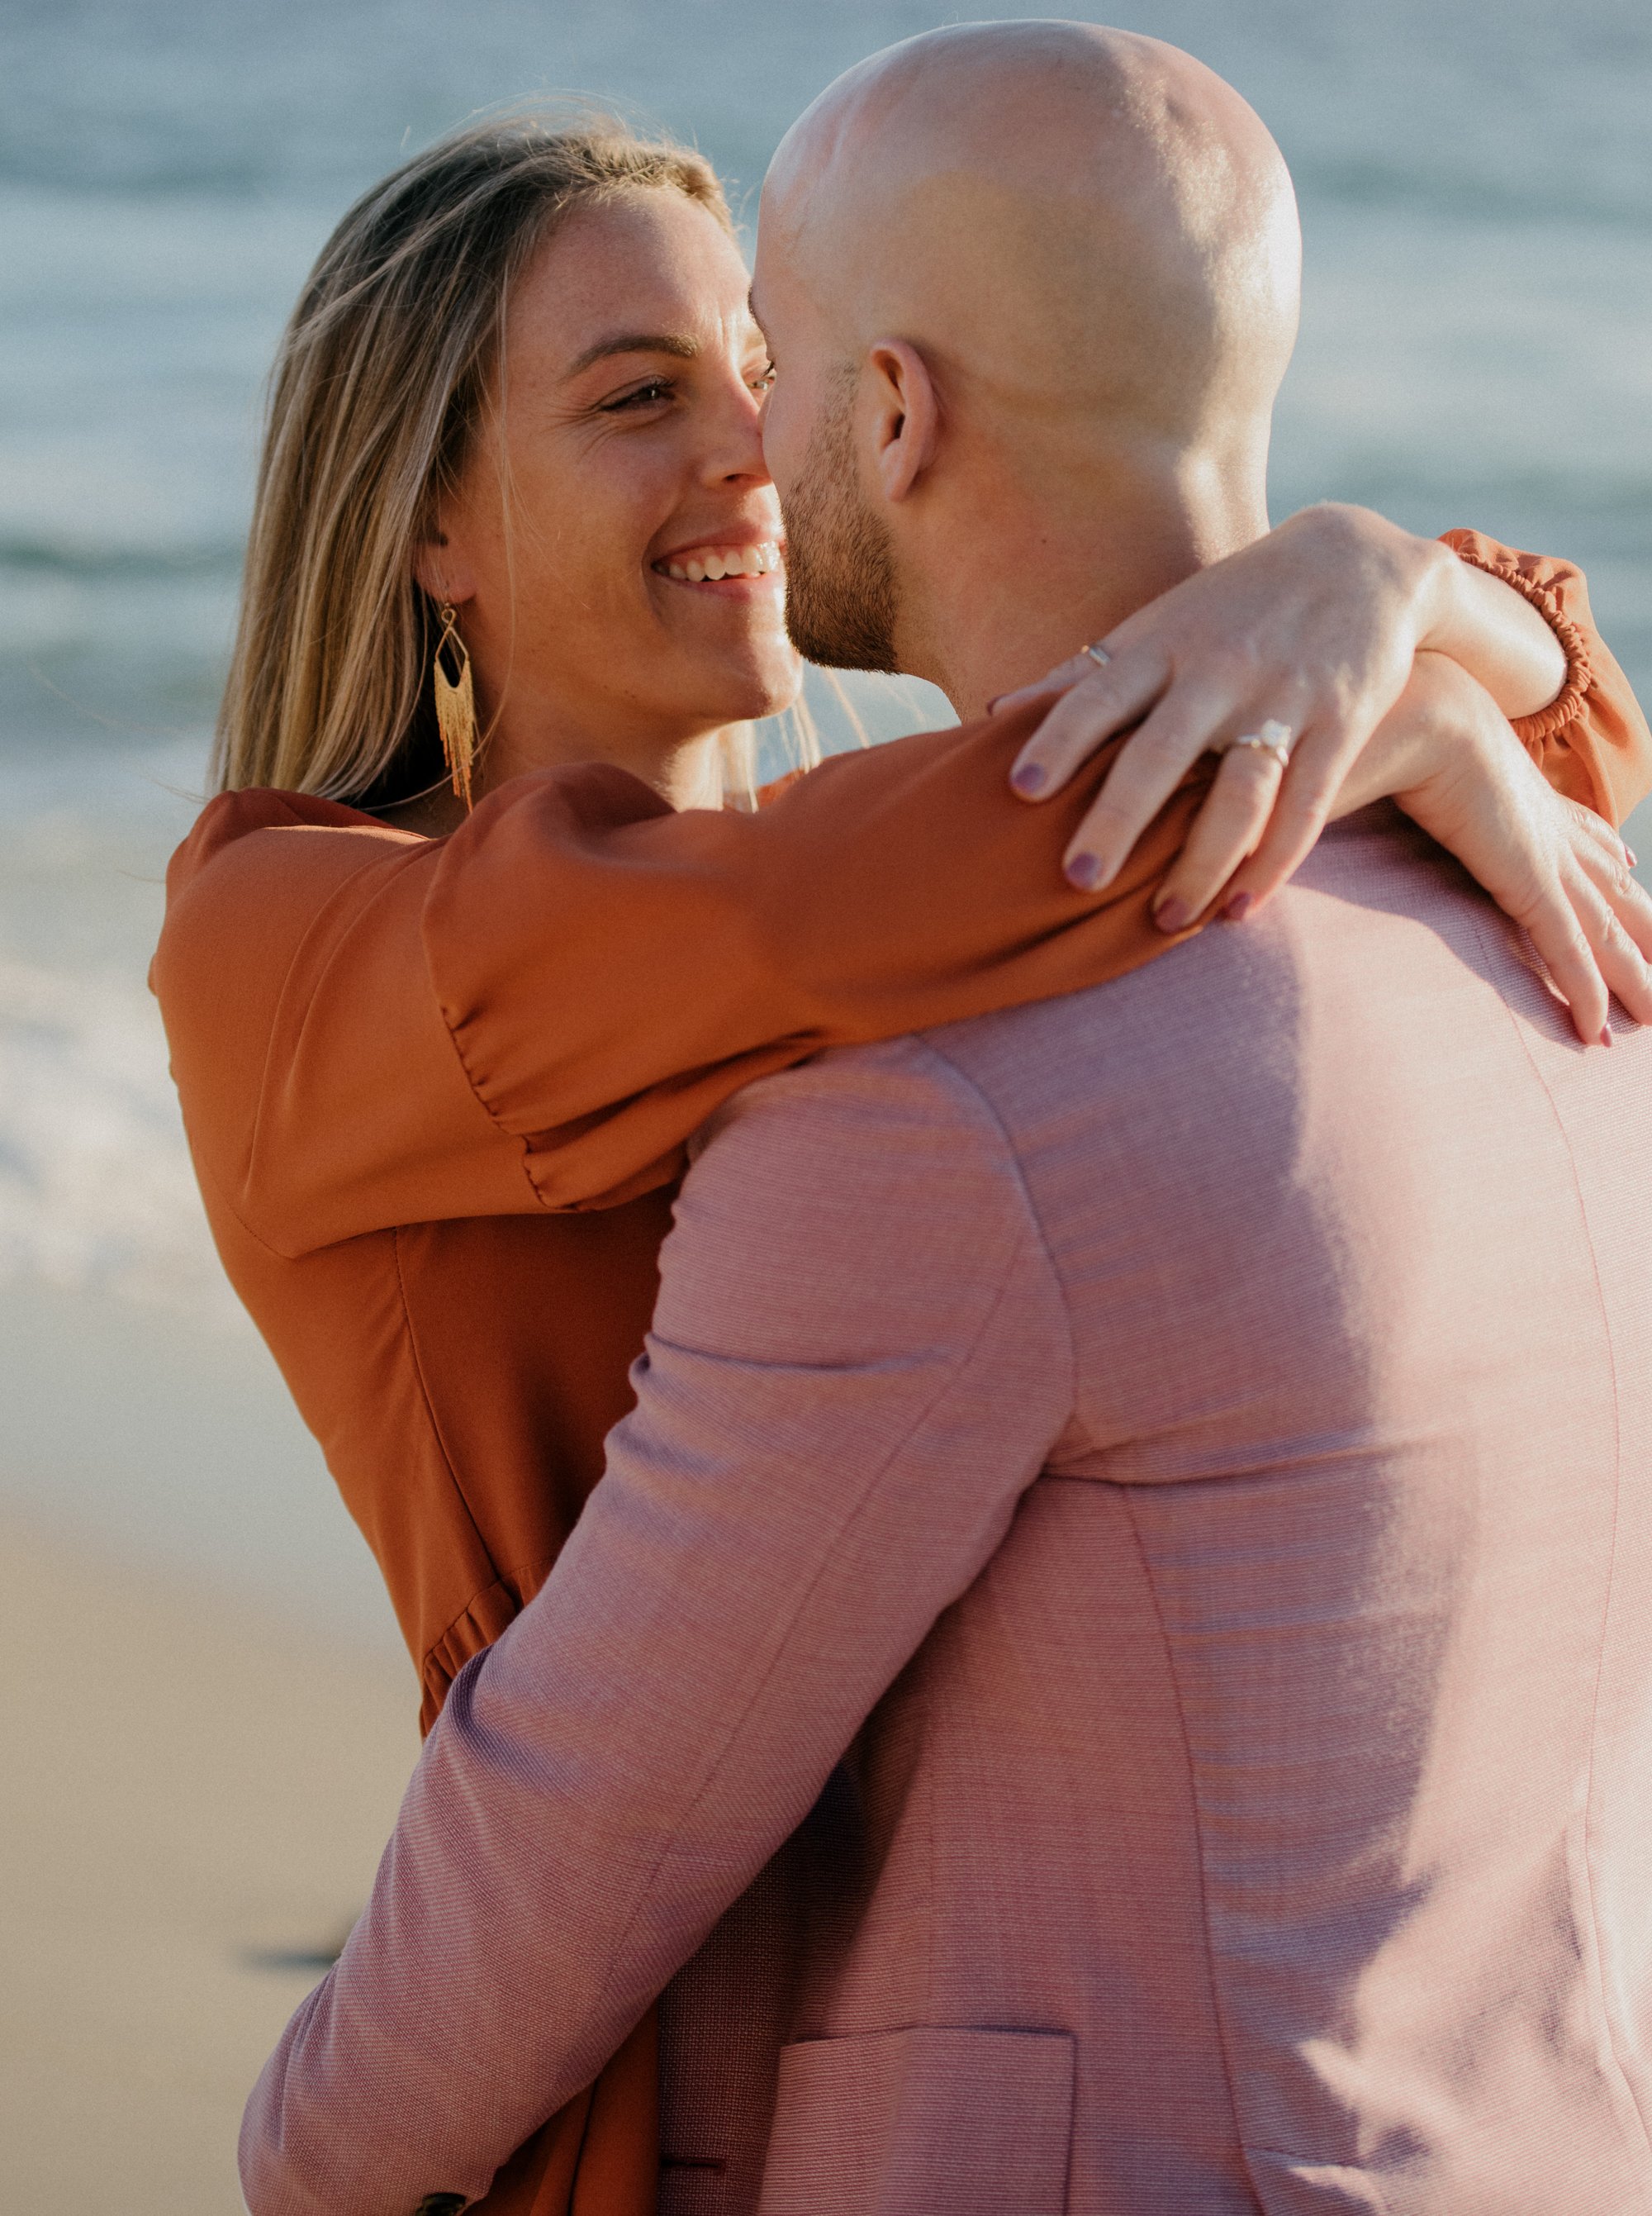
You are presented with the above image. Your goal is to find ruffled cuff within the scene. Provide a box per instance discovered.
[1441,531,1594,748]
[1436,526,1651,825]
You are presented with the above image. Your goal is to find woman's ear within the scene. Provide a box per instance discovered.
[411,524,476,607]
[865,339,939,504]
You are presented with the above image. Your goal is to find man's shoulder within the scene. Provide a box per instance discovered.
[667,1033,1062,1358]
[702,809,1516,1183]
[916,808,1503,1104]
[695,1031,1015,1170]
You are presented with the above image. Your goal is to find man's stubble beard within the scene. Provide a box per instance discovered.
[781,383,902,674]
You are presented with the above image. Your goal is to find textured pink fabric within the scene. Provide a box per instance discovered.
[758,2028,1075,2215]
[243,806,1652,2216]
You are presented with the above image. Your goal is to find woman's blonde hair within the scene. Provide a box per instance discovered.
[212,109,745,803]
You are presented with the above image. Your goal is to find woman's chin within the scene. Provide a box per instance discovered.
[687,644,803,727]
[750,665,805,721]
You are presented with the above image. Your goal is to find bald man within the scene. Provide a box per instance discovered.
[761,19,1302,710]
[242,26,1652,2216]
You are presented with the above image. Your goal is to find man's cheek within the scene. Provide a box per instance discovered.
[762,402,805,507]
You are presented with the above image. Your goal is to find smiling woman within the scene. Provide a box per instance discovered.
[397,185,798,824]
[214,113,794,818]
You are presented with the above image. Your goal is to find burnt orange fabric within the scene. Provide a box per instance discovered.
[470,2012,660,2216]
[150,538,1647,2215]
[1441,531,1647,821]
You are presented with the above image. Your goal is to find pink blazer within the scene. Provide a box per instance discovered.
[243,806,1652,2216]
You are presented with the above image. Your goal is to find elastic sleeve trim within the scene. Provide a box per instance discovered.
[1446,539,1595,747]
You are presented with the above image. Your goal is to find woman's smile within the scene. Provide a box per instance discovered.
[653,535,786,589]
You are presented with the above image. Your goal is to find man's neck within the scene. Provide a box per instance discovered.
[901,460,1270,721]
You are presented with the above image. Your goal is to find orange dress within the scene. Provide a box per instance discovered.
[151,536,1647,2214]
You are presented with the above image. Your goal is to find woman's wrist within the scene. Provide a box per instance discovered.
[1414,540,1568,721]
[1327,649,1469,820]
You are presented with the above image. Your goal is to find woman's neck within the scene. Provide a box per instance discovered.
[376,720,725,836]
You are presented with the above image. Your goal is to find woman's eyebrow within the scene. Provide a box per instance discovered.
[564,331,700,378]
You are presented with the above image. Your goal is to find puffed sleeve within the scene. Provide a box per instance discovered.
[1441,530,1651,825]
[153,698,1215,1252]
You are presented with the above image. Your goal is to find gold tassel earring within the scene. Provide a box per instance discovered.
[431,604,477,810]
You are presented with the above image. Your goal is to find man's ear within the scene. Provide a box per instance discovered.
[865,339,938,504]
[411,525,476,607]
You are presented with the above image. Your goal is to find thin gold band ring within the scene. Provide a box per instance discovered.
[1218,717,1295,767]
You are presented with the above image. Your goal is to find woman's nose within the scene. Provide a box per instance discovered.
[704,378,772,486]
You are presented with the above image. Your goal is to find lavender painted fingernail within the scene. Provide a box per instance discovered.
[1601,1025,1615,1048]
[1154,896,1189,934]
[1066,852,1102,891]
[1627,848,1639,868]
[1224,892,1255,923]
[1011,760,1048,797]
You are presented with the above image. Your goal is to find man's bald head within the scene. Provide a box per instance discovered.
[755,25,1302,687]
[762,21,1299,449]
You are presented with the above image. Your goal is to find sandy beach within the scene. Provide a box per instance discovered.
[0,1508,420,2214]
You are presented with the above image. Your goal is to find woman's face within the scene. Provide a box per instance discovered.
[421,189,798,795]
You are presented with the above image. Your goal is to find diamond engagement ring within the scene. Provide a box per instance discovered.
[1080,641,1112,670]
[1223,717,1294,766]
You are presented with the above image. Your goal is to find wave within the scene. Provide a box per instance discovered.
[1292,154,1652,235]
[0,953,237,1325]
[0,536,246,583]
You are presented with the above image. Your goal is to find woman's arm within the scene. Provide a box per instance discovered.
[1420,539,1565,718]
[999,510,1649,906]
[153,529,1650,1257]
[154,704,1212,1252]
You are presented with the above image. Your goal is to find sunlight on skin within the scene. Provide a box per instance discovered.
[387,189,800,835]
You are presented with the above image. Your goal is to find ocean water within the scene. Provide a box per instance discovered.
[2,0,1648,1619]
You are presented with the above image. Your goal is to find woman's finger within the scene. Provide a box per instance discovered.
[1517,867,1611,1046]
[1540,799,1652,1018]
[1148,743,1289,931]
[1570,820,1652,962]
[1059,685,1237,888]
[1218,729,1354,914]
[990,648,1108,717]
[1564,855,1652,1025]
[1007,645,1168,799]
[1558,860,1652,1031]
[1566,799,1644,892]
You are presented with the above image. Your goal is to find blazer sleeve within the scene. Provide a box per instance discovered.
[237,1039,1075,2216]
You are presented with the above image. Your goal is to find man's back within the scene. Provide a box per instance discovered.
[243,810,1652,2216]
[658,805,1652,2214]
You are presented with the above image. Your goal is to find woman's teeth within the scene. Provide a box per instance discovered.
[662,542,782,583]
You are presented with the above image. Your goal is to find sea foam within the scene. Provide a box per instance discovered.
[0,949,235,1322]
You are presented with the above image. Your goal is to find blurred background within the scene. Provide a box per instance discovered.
[2,2,1647,2207]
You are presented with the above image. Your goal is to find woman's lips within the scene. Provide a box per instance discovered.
[653,539,784,586]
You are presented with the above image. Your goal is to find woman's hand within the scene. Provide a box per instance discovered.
[1372,656,1652,1046]
[993,503,1568,915]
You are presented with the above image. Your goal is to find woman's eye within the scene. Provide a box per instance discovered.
[602,378,675,413]
[751,362,777,394]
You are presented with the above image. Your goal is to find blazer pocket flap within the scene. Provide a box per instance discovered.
[757,2024,1075,2215]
